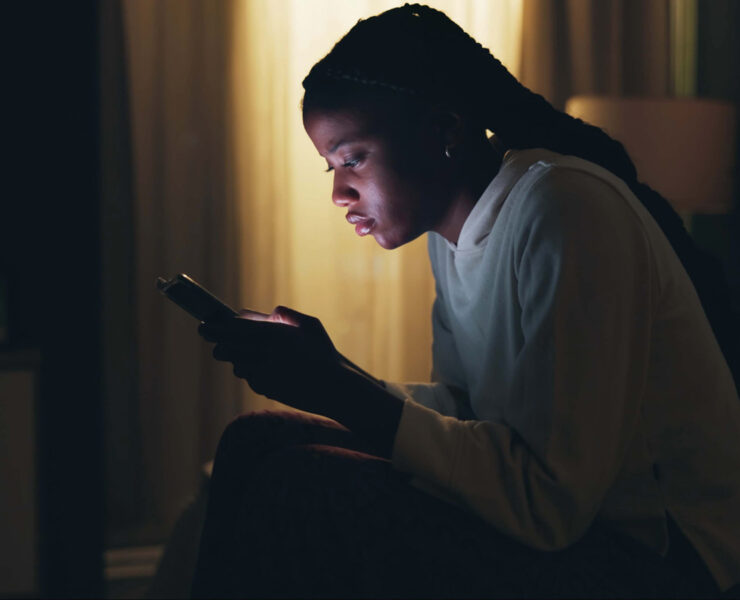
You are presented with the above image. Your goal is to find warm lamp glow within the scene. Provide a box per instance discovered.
[565,96,737,214]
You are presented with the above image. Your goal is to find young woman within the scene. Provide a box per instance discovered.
[192,5,740,598]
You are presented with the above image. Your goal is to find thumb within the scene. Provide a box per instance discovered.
[273,306,337,356]
[271,305,319,328]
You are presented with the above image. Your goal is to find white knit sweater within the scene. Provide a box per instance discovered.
[388,149,740,591]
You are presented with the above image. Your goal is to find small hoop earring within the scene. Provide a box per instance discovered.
[444,146,452,159]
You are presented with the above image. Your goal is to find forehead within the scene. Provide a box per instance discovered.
[303,108,373,152]
[303,96,423,152]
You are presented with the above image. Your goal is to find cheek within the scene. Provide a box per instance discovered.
[387,146,445,218]
[367,150,438,239]
[372,176,419,225]
[377,196,428,249]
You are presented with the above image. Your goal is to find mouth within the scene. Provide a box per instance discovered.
[346,213,376,236]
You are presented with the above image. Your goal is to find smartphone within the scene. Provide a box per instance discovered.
[156,273,238,322]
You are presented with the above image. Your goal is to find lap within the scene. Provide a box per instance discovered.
[193,410,717,599]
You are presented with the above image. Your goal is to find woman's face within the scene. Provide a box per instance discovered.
[303,104,452,250]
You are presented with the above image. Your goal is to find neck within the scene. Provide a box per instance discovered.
[433,137,503,245]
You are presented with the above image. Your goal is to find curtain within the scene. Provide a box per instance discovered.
[104,0,245,542]
[519,0,672,108]
[105,0,524,545]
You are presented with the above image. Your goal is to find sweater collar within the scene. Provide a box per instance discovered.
[443,148,557,253]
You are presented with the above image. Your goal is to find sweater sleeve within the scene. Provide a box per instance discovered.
[392,168,655,550]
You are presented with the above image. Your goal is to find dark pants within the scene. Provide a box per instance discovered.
[192,410,726,599]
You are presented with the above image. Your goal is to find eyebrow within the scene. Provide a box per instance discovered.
[329,139,351,153]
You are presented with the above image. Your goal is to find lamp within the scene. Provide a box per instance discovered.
[565,96,737,214]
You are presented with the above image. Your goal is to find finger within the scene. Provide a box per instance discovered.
[273,307,330,348]
[230,358,280,396]
[198,322,220,342]
[200,318,259,341]
[233,361,266,382]
[212,342,239,362]
[271,305,314,327]
[240,368,296,402]
[202,317,297,344]
[214,344,267,363]
[238,308,271,321]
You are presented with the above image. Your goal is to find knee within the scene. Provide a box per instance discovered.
[220,409,286,441]
[215,408,345,462]
[216,409,289,457]
[218,408,350,456]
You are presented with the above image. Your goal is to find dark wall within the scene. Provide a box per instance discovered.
[3,2,104,597]
[696,1,740,298]
[698,0,740,100]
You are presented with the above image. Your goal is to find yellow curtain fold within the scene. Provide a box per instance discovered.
[121,0,244,535]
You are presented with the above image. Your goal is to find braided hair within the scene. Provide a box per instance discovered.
[302,4,739,384]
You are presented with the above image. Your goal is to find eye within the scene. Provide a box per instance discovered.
[324,155,363,173]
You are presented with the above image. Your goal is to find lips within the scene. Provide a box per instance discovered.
[346,213,376,236]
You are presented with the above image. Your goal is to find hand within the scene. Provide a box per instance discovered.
[199,306,342,411]
[201,306,404,457]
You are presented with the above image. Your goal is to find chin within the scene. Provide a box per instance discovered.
[372,234,399,250]
[372,229,413,251]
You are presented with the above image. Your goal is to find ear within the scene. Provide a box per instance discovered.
[427,105,465,152]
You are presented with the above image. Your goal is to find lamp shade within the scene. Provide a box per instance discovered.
[565,96,737,214]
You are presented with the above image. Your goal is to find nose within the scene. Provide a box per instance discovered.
[331,173,359,207]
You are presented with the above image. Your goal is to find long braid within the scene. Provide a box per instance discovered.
[303,4,739,383]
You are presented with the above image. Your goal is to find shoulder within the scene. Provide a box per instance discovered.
[508,151,630,209]
[499,153,654,276]
[504,151,645,241]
